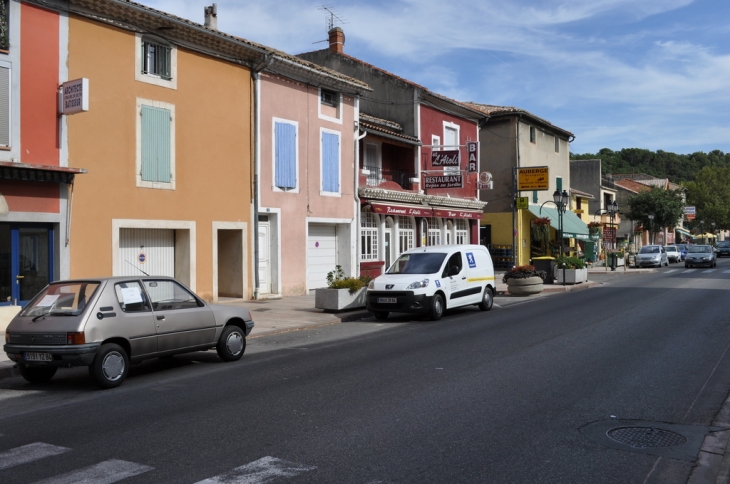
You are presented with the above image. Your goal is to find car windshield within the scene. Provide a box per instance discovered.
[665,246,677,252]
[20,281,101,318]
[639,246,660,254]
[688,245,712,253]
[387,252,447,275]
[718,241,730,248]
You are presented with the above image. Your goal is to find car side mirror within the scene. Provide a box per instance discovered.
[450,265,460,276]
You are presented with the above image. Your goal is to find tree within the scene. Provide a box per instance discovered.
[684,166,730,230]
[624,187,685,239]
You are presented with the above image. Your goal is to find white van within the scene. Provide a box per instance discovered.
[365,244,495,320]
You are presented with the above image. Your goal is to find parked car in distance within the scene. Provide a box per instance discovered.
[636,245,669,268]
[685,245,717,268]
[664,245,681,263]
[366,245,495,321]
[716,241,730,258]
[3,276,254,389]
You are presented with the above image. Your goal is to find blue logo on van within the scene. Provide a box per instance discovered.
[466,252,476,268]
[435,280,441,288]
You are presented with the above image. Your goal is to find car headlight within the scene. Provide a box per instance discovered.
[406,279,429,289]
[652,255,660,260]
[368,280,375,289]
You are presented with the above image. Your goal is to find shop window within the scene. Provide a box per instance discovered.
[360,211,378,261]
[397,216,414,256]
[455,219,468,244]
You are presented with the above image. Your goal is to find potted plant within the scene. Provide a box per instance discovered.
[531,217,551,256]
[588,221,603,238]
[502,265,546,296]
[314,265,373,311]
[554,255,588,284]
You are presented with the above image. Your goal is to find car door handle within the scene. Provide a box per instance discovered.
[156,315,165,320]
[462,276,466,280]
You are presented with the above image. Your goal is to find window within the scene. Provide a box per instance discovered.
[144,279,202,310]
[455,219,469,244]
[321,89,337,107]
[398,216,414,256]
[364,142,382,186]
[555,136,560,153]
[443,252,463,277]
[136,99,175,190]
[135,34,177,89]
[0,0,9,51]
[274,119,297,190]
[114,281,151,313]
[360,211,378,261]
[530,126,536,143]
[0,62,9,147]
[443,123,460,172]
[318,87,341,123]
[428,218,441,246]
[321,129,340,195]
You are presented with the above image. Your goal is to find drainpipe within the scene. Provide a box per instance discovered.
[513,114,522,268]
[251,54,273,300]
[354,98,367,276]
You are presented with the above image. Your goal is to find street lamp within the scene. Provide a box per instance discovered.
[648,213,655,244]
[607,200,619,250]
[540,189,569,285]
[712,222,716,245]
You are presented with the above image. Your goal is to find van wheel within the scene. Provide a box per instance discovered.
[478,287,494,311]
[374,311,389,320]
[429,294,444,321]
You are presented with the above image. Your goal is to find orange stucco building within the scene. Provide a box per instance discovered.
[65,1,262,301]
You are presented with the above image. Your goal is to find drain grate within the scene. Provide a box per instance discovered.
[607,427,687,449]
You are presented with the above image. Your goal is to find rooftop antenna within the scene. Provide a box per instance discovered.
[317,5,347,30]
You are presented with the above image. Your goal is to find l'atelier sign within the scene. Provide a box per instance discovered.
[424,174,463,189]
[370,203,433,217]
[431,150,460,167]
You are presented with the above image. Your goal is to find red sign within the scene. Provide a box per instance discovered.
[466,141,479,173]
[432,209,482,220]
[370,203,433,217]
[603,226,616,242]
[431,150,460,167]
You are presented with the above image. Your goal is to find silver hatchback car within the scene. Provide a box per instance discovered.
[685,245,717,268]
[3,277,254,388]
[636,245,669,268]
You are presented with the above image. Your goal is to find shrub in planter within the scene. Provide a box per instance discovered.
[315,266,374,311]
[502,265,546,296]
[554,255,585,269]
[326,265,372,294]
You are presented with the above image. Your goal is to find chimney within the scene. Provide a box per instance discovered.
[328,27,345,54]
[204,4,217,30]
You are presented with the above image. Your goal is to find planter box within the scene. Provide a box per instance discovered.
[506,276,544,296]
[556,268,588,284]
[315,287,367,311]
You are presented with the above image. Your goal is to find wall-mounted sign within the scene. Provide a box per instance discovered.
[477,171,493,190]
[138,252,146,264]
[517,166,549,191]
[684,206,696,215]
[60,78,89,115]
[516,197,529,209]
[431,150,460,167]
[425,174,463,189]
[370,202,433,217]
[432,209,482,220]
[466,141,479,172]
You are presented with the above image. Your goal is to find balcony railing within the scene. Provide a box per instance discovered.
[363,165,415,190]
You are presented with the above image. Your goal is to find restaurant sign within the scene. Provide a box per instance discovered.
[431,150,460,167]
[517,166,549,191]
[370,202,433,217]
[432,209,482,220]
[425,174,463,189]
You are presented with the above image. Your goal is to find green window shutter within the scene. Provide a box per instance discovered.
[556,176,562,191]
[141,105,171,183]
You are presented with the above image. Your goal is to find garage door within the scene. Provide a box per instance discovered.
[119,228,175,277]
[307,224,337,291]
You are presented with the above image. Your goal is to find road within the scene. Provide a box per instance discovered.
[1,259,730,483]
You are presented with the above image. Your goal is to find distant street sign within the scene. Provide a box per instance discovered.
[516,197,529,209]
[684,206,696,215]
[517,167,549,191]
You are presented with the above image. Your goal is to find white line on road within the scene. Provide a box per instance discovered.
[0,442,70,470]
[194,456,316,484]
[30,459,153,484]
[682,269,695,273]
[665,269,678,273]
[703,269,717,273]
[724,270,730,273]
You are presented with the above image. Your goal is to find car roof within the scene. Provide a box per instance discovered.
[49,276,177,284]
[401,244,486,254]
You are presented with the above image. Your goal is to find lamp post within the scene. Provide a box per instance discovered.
[700,220,705,245]
[539,189,569,285]
[607,200,619,250]
[648,213,655,245]
[712,222,716,245]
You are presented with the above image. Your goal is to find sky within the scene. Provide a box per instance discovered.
[143,0,730,156]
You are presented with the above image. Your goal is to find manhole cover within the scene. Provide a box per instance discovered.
[607,427,687,449]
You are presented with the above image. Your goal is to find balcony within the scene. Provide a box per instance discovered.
[363,164,416,190]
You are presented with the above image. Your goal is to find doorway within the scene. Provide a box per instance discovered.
[0,224,54,306]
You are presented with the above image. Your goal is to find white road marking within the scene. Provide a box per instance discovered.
[0,442,70,470]
[703,269,717,273]
[665,269,678,273]
[0,389,43,401]
[30,459,153,484]
[194,456,316,484]
[724,270,730,274]
[682,269,695,273]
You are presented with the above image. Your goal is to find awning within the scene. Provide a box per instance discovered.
[528,204,590,240]
[675,227,691,236]
[692,232,716,239]
[0,161,87,184]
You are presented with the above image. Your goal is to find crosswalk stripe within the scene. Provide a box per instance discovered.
[0,443,70,470]
[30,459,153,484]
[194,456,316,484]
[703,269,716,273]
[682,270,695,273]
[724,270,730,273]
[665,269,678,273]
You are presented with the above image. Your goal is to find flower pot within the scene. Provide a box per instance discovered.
[556,268,587,284]
[314,287,367,311]
[506,276,544,296]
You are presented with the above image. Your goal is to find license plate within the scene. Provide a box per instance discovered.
[378,297,397,304]
[24,352,52,362]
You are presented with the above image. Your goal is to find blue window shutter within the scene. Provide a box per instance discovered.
[141,105,171,183]
[322,132,339,192]
[275,122,296,188]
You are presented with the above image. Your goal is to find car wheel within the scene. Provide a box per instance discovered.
[478,286,494,311]
[89,343,129,389]
[216,325,246,362]
[373,311,389,320]
[19,365,57,384]
[429,293,445,321]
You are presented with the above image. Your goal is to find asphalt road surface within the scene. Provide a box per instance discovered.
[1,259,730,483]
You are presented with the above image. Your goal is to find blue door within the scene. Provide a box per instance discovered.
[0,224,54,306]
